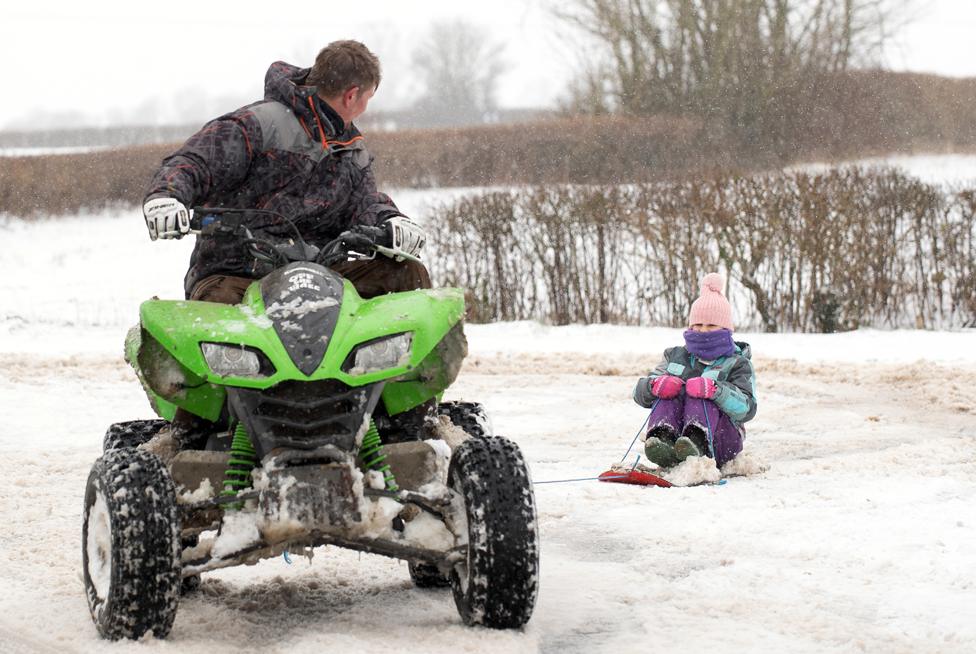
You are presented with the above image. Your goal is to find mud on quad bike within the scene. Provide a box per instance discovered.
[81,208,538,640]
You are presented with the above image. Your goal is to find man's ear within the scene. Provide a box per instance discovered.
[343,86,361,106]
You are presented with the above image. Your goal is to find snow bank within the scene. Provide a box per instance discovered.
[466,321,976,366]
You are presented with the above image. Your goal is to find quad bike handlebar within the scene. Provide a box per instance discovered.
[186,206,421,268]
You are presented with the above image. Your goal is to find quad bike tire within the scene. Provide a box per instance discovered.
[103,419,168,452]
[437,401,493,439]
[181,574,202,595]
[82,448,182,640]
[448,436,539,628]
[405,402,494,590]
[181,535,202,595]
[408,561,452,588]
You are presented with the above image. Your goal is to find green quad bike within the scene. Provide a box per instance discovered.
[81,208,538,640]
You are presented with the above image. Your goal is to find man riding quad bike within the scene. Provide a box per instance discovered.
[81,208,540,639]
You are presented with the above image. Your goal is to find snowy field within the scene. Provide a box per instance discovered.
[1,165,975,653]
[797,152,976,187]
[0,145,113,158]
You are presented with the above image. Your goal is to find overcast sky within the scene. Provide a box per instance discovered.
[2,0,975,131]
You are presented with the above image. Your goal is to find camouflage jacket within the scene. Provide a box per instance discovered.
[633,342,757,425]
[144,61,402,296]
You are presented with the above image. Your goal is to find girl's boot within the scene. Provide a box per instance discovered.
[644,424,679,468]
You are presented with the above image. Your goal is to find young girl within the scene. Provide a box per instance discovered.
[633,273,756,468]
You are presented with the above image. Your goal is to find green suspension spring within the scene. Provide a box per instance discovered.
[221,422,258,508]
[359,419,398,492]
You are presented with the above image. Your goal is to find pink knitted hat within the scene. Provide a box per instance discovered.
[688,273,733,331]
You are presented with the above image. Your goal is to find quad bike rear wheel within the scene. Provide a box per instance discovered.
[102,419,167,452]
[437,401,493,439]
[408,561,451,588]
[448,436,538,628]
[82,448,182,640]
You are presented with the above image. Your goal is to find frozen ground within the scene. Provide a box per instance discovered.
[1,170,975,653]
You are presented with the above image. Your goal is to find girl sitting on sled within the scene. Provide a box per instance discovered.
[633,273,757,468]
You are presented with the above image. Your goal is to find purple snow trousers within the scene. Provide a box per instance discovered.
[647,396,743,466]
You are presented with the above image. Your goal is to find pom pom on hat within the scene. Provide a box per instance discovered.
[688,272,733,331]
[701,272,724,294]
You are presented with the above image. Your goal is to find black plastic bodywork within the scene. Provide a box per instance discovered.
[261,263,344,376]
[226,379,384,460]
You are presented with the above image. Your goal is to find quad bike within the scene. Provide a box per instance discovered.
[81,208,539,640]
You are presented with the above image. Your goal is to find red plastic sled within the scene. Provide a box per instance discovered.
[598,468,673,488]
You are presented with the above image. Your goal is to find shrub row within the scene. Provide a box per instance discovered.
[0,115,725,219]
[2,70,974,220]
[426,168,976,332]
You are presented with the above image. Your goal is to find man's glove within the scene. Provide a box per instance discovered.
[685,377,717,399]
[650,375,684,399]
[348,224,389,248]
[144,198,190,241]
[337,217,425,261]
[383,216,426,259]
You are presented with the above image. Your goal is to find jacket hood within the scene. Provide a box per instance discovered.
[264,61,312,106]
[734,341,752,359]
[263,61,359,143]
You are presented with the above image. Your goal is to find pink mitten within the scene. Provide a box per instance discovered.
[650,375,684,399]
[685,376,717,399]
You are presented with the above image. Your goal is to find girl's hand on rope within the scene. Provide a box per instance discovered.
[685,377,716,399]
[650,375,684,399]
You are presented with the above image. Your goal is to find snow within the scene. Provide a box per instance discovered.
[211,511,262,560]
[465,321,976,366]
[799,153,976,187]
[1,157,975,652]
[0,145,113,157]
[365,469,387,490]
[424,437,454,461]
[266,297,340,320]
[401,511,457,552]
[180,478,215,503]
[859,153,976,187]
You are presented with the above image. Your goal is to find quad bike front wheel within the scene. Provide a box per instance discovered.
[406,402,495,591]
[448,436,539,628]
[82,448,182,640]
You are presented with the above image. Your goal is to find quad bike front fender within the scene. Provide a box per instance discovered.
[129,282,466,419]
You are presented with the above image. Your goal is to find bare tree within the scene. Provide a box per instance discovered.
[410,20,508,127]
[557,0,903,152]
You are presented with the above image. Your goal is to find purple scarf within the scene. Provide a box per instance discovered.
[683,328,736,361]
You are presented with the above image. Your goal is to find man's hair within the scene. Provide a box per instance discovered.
[306,40,381,97]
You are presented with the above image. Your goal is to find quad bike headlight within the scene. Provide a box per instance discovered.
[201,342,271,378]
[343,332,413,375]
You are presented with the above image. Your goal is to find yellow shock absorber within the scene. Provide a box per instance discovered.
[221,422,257,508]
[359,419,398,492]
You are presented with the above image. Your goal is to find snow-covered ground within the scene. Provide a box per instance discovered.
[0,145,113,158]
[796,152,976,187]
[1,163,975,653]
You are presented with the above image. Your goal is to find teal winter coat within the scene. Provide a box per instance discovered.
[633,342,757,428]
